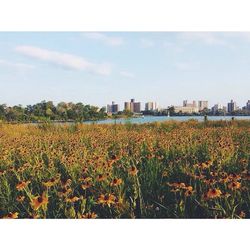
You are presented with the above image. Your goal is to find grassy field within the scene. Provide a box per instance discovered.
[0,120,249,219]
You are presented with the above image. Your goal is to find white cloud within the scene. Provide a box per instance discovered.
[15,45,112,76]
[140,38,154,48]
[0,59,35,70]
[175,62,200,71]
[178,32,226,46]
[84,32,123,46]
[120,71,135,78]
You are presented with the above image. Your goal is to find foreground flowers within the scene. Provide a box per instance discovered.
[98,194,116,207]
[0,121,249,218]
[30,193,49,211]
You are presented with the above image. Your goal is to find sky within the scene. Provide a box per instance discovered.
[0,32,250,109]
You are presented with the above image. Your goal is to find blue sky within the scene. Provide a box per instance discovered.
[0,32,250,109]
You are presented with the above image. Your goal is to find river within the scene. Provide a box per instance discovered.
[83,115,250,124]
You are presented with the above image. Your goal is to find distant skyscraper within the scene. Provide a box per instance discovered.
[107,101,119,114]
[246,100,250,110]
[183,100,197,108]
[133,102,141,113]
[198,100,208,111]
[124,98,141,113]
[145,102,157,111]
[124,102,130,111]
[212,104,223,114]
[227,100,236,113]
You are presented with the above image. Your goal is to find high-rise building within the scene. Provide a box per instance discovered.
[227,100,236,113]
[183,100,197,108]
[124,102,130,111]
[124,99,141,113]
[107,101,119,114]
[198,101,208,111]
[133,102,141,113]
[211,104,224,114]
[246,100,250,110]
[145,102,157,111]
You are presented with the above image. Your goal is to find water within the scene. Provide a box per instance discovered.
[83,116,250,125]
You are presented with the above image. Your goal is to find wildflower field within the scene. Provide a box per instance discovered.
[0,120,249,219]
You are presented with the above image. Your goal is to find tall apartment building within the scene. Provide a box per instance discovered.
[145,102,157,111]
[246,100,250,110]
[227,100,237,113]
[198,100,208,111]
[183,100,197,108]
[107,101,119,114]
[211,104,225,114]
[124,99,141,113]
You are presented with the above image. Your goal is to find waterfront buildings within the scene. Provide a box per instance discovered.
[246,100,250,110]
[227,100,237,113]
[107,101,119,114]
[145,102,158,111]
[174,100,199,113]
[124,99,141,113]
[198,100,208,111]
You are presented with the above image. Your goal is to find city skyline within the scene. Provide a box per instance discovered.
[1,32,250,107]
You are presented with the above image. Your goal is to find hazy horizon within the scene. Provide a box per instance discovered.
[0,32,250,108]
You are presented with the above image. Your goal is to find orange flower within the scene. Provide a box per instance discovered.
[228,181,241,190]
[2,212,19,219]
[80,212,98,219]
[61,179,72,188]
[30,193,48,211]
[16,195,25,202]
[185,189,194,197]
[128,166,138,176]
[43,177,58,188]
[0,170,6,176]
[28,213,40,219]
[81,181,92,190]
[110,178,123,187]
[98,194,116,207]
[79,175,92,182]
[16,181,30,191]
[96,174,106,182]
[58,187,72,197]
[66,196,80,203]
[206,188,222,199]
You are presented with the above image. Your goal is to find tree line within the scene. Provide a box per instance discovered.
[0,101,107,122]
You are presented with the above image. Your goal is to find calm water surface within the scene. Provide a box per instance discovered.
[84,116,250,124]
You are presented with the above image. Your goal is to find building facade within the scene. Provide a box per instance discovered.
[227,100,237,113]
[145,102,157,111]
[246,100,250,110]
[124,99,141,113]
[198,100,208,111]
[107,101,119,114]
[174,106,199,114]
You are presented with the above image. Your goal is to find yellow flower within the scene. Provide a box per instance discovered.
[96,174,106,182]
[205,188,222,199]
[66,196,80,203]
[128,166,138,176]
[81,181,92,190]
[43,177,58,188]
[2,212,19,219]
[30,193,48,211]
[80,212,98,219]
[16,195,25,202]
[16,181,30,191]
[110,178,123,187]
[228,181,241,190]
[98,194,116,207]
